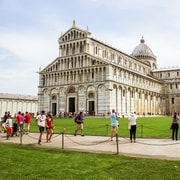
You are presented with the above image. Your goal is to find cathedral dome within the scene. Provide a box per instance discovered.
[131,37,157,70]
[131,37,156,59]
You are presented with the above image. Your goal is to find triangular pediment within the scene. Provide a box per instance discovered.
[59,24,91,43]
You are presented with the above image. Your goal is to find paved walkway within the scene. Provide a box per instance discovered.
[1,132,180,160]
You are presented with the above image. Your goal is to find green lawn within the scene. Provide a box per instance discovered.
[28,116,172,138]
[0,143,180,180]
[0,116,179,179]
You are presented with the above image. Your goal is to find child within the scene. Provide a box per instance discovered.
[5,115,13,140]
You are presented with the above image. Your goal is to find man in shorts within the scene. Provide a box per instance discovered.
[36,110,46,145]
[74,112,84,136]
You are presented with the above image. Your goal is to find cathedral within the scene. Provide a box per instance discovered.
[38,21,180,116]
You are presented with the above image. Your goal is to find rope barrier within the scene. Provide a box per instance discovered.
[120,136,180,146]
[26,132,61,141]
[137,141,180,146]
[1,122,180,150]
[25,132,180,147]
[65,134,111,146]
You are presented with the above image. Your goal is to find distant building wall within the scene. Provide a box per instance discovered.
[0,93,38,118]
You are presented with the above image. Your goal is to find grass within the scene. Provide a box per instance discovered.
[0,143,180,180]
[0,116,179,179]
[27,116,172,138]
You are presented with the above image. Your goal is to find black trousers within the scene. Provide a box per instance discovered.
[172,123,179,140]
[130,125,136,141]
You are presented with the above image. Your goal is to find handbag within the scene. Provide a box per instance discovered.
[170,123,174,130]
[128,122,131,130]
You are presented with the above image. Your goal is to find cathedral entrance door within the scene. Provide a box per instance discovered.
[52,103,57,116]
[89,101,95,116]
[68,97,75,113]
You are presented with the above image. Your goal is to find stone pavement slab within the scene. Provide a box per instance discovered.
[1,132,180,160]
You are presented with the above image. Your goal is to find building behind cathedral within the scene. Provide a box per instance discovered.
[38,21,180,116]
[0,93,38,117]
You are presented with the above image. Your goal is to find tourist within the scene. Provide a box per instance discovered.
[74,112,84,136]
[46,112,54,142]
[16,111,24,136]
[171,112,179,140]
[110,109,118,141]
[5,114,13,140]
[24,112,31,134]
[3,112,8,123]
[36,110,46,145]
[128,112,137,143]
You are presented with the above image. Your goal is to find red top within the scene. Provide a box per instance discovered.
[25,113,31,123]
[16,114,24,124]
[46,117,53,128]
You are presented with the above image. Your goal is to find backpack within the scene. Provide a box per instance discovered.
[74,115,79,123]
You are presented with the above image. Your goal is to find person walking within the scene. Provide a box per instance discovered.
[171,112,179,140]
[128,112,137,143]
[74,112,84,136]
[46,112,54,142]
[36,110,46,145]
[110,109,118,141]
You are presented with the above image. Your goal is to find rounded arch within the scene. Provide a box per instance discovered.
[42,88,50,95]
[51,88,58,94]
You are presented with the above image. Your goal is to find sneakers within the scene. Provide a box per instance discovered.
[130,140,136,143]
[74,134,76,136]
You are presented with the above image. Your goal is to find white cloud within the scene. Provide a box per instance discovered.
[0,31,58,65]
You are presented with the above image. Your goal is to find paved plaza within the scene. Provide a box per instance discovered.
[1,132,180,160]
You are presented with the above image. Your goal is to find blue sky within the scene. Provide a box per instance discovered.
[0,0,180,96]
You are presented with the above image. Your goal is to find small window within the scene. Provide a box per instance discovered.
[95,47,98,55]
[114,69,116,76]
[123,90,125,96]
[172,98,174,104]
[92,72,94,79]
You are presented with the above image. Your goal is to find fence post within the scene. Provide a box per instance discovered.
[116,133,119,154]
[62,132,64,149]
[141,124,143,137]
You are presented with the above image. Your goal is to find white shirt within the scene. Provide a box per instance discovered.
[36,114,46,127]
[5,118,13,128]
[129,114,137,126]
